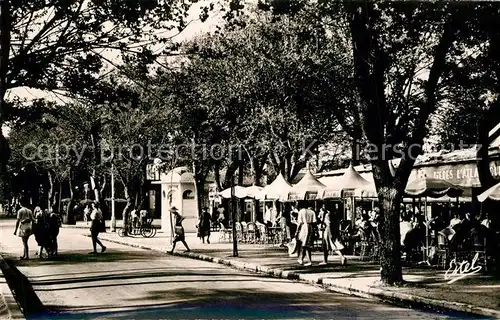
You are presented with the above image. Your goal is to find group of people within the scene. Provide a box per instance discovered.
[129,207,150,228]
[13,201,106,259]
[431,211,496,252]
[287,204,347,266]
[353,205,497,262]
[13,201,60,259]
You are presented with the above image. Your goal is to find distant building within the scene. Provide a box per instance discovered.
[148,166,211,235]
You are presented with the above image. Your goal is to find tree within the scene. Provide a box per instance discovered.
[8,100,94,221]
[253,0,480,284]
[180,10,346,185]
[346,2,465,284]
[0,0,208,195]
[438,4,500,190]
[100,81,172,234]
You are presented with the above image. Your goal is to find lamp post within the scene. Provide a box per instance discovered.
[83,182,89,201]
[231,175,238,257]
[111,164,116,232]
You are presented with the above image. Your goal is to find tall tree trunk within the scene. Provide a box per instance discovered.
[193,160,209,220]
[47,171,55,211]
[231,176,238,257]
[214,161,222,191]
[251,157,265,223]
[223,159,239,189]
[90,122,104,203]
[65,171,76,225]
[121,181,136,236]
[372,159,403,284]
[289,158,306,183]
[238,161,244,222]
[351,139,361,166]
[0,0,11,202]
[195,175,205,219]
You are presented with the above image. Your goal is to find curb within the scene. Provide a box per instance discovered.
[0,255,25,319]
[97,235,500,319]
[61,224,161,230]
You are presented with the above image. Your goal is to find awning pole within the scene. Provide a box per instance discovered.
[424,197,428,263]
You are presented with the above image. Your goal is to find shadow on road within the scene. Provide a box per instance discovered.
[0,257,46,319]
[9,250,165,267]
[36,286,478,320]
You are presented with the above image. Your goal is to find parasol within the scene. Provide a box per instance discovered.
[243,185,264,199]
[219,186,246,199]
[477,181,500,202]
[405,177,463,198]
[256,173,293,200]
[287,170,326,201]
[319,164,370,199]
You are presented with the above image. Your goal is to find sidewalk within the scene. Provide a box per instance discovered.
[87,229,500,318]
[0,255,25,319]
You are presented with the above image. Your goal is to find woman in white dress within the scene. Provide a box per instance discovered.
[13,202,35,260]
[296,206,317,266]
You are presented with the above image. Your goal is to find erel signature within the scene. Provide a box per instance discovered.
[444,252,482,284]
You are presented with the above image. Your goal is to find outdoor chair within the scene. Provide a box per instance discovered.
[256,223,268,244]
[355,228,371,261]
[471,229,488,271]
[436,231,451,269]
[246,222,257,243]
[218,223,232,243]
[241,222,248,242]
[235,222,244,243]
[270,226,282,245]
[211,222,220,232]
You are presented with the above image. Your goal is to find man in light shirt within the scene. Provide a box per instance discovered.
[449,214,461,227]
[264,204,273,228]
[399,214,413,246]
[130,208,139,228]
[481,213,491,228]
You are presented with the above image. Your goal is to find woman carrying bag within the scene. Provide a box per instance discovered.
[168,207,191,253]
[319,206,346,266]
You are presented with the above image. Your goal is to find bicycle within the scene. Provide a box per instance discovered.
[118,218,157,238]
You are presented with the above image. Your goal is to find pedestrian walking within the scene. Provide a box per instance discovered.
[198,207,211,244]
[168,207,190,253]
[139,208,148,226]
[89,202,106,254]
[83,204,90,225]
[318,205,346,266]
[13,201,35,260]
[217,205,226,228]
[278,207,290,246]
[264,204,276,228]
[48,210,61,257]
[33,207,50,258]
[296,205,317,266]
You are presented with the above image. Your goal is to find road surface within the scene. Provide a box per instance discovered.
[0,219,476,319]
